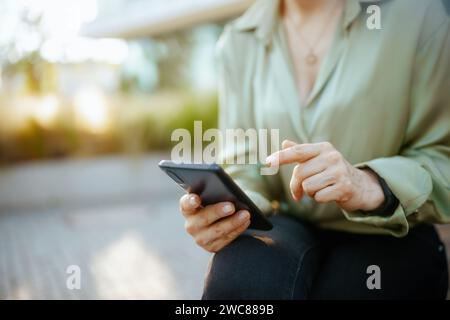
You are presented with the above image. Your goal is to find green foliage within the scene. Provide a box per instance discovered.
[0,91,218,164]
[116,91,218,153]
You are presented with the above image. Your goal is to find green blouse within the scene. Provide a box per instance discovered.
[217,0,450,237]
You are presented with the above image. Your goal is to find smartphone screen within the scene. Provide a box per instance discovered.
[158,160,273,230]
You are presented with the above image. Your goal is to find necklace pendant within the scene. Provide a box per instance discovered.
[306,53,318,65]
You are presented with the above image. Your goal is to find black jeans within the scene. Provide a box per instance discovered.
[202,215,448,300]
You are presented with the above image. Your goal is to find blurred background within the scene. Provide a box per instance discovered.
[1,0,449,300]
[0,0,253,299]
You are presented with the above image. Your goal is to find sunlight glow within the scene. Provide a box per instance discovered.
[0,0,129,64]
[34,94,59,126]
[74,87,109,133]
[91,232,177,299]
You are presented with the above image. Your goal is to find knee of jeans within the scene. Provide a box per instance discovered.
[202,235,254,299]
[202,234,292,300]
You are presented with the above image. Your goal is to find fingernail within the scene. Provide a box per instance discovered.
[265,155,275,167]
[222,203,234,214]
[189,195,197,206]
[238,210,250,221]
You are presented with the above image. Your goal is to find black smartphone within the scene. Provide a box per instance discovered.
[158,160,273,231]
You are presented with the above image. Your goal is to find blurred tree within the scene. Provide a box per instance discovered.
[119,31,194,93]
[0,9,58,95]
[154,32,194,90]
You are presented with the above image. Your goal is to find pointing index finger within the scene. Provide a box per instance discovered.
[266,143,322,166]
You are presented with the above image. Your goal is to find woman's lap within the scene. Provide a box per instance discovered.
[202,214,448,300]
[310,224,448,299]
[202,215,322,299]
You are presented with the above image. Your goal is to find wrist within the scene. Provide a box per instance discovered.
[358,168,385,211]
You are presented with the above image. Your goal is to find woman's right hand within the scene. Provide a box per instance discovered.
[179,193,251,253]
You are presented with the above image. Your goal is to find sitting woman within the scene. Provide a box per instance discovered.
[179,0,450,299]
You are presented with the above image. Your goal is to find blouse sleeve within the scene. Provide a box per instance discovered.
[342,15,450,237]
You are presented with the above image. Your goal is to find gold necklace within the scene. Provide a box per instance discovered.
[285,2,342,65]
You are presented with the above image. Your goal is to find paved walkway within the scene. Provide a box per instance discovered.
[0,201,211,299]
[0,154,210,299]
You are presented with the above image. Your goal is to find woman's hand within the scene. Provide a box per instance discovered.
[179,194,251,253]
[266,140,385,212]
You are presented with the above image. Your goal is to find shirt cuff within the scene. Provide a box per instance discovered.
[340,156,432,237]
[355,156,432,214]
